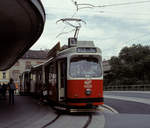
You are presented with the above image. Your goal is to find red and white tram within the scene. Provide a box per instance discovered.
[20,38,103,111]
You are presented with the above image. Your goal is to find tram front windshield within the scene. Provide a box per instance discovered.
[70,56,102,78]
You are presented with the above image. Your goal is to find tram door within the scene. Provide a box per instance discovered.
[58,59,67,101]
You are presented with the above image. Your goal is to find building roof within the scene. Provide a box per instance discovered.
[103,60,111,72]
[22,50,48,59]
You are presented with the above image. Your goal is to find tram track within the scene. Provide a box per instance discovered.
[41,114,61,128]
[41,112,93,128]
[82,114,92,128]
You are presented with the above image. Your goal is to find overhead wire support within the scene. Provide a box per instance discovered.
[56,18,86,39]
[56,18,86,24]
[72,0,95,11]
[72,0,150,11]
[98,0,150,8]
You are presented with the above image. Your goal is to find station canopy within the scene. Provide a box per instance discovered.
[0,0,45,71]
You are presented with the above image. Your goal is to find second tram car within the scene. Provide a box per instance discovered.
[19,70,31,95]
[20,39,103,111]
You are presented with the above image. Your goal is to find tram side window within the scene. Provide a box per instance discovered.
[45,66,49,84]
[49,63,57,86]
[37,71,42,81]
[60,60,67,88]
[31,74,36,81]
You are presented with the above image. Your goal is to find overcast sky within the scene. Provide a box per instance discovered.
[31,0,150,59]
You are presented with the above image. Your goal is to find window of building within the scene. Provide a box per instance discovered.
[2,72,6,79]
[12,70,20,81]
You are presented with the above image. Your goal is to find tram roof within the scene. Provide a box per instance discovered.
[31,63,44,71]
[57,41,102,57]
[41,41,102,67]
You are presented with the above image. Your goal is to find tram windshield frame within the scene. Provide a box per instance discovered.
[69,56,102,78]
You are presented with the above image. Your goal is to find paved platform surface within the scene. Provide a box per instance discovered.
[0,96,106,128]
[0,92,150,128]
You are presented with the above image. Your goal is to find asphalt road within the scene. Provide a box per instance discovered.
[104,91,150,128]
[1,92,150,128]
[104,98,150,114]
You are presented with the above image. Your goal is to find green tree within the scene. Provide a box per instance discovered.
[105,44,150,86]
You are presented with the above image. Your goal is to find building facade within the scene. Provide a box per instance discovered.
[0,50,48,87]
[0,70,10,84]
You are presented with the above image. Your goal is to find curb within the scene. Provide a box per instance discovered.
[101,104,119,114]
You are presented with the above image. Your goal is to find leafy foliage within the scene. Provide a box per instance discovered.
[105,44,150,85]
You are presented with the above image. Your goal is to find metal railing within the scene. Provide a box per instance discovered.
[104,84,150,91]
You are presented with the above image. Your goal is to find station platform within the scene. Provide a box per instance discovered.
[0,95,111,128]
[0,96,56,128]
[1,92,150,128]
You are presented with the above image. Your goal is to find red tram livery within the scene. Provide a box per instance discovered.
[20,38,104,111]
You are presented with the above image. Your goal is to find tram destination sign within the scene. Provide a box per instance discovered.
[77,47,97,53]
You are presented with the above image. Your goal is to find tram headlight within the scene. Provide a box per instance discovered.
[85,89,92,95]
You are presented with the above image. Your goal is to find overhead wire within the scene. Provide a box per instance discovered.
[97,0,150,8]
[101,33,150,54]
[45,0,150,49]
[70,0,150,59]
[56,28,76,38]
[46,0,150,16]
[71,0,150,11]
[70,0,150,43]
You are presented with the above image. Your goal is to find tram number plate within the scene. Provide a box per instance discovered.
[84,80,92,88]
